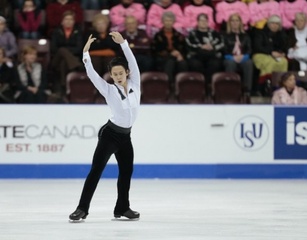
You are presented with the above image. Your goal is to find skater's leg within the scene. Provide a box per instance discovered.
[113,137,136,216]
[77,128,118,214]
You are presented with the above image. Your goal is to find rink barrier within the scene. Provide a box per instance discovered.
[1,164,307,179]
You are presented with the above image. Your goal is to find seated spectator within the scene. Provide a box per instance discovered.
[46,0,83,37]
[0,47,16,103]
[184,0,215,32]
[252,15,288,89]
[186,13,223,93]
[121,15,153,73]
[271,72,307,104]
[0,16,18,61]
[0,0,13,30]
[15,45,47,103]
[223,13,253,94]
[151,11,188,90]
[248,0,280,30]
[86,13,121,76]
[215,0,250,32]
[50,10,83,96]
[17,0,42,39]
[147,0,185,37]
[287,12,307,71]
[110,0,146,32]
[279,0,307,30]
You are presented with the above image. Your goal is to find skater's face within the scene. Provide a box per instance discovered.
[110,65,129,87]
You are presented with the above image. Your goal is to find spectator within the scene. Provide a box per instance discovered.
[152,11,188,90]
[248,0,280,30]
[215,0,250,32]
[223,13,253,94]
[271,72,307,104]
[0,47,16,103]
[86,13,121,76]
[50,10,83,96]
[279,0,307,30]
[46,0,83,37]
[110,0,146,32]
[252,15,288,90]
[287,12,307,71]
[147,0,185,37]
[186,13,223,93]
[121,15,153,73]
[17,0,42,39]
[0,16,18,60]
[184,0,216,32]
[15,45,47,103]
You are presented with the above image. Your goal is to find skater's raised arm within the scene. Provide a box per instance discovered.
[83,34,109,97]
[109,32,140,88]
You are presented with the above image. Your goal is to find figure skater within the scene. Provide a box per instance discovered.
[69,31,140,221]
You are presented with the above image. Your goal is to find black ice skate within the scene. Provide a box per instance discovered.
[114,208,140,220]
[69,209,88,221]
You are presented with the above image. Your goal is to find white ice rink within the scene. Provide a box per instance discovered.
[1,179,307,240]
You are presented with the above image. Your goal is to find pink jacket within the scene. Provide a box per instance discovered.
[183,5,215,31]
[271,86,307,105]
[110,3,146,32]
[146,3,184,33]
[279,0,307,29]
[249,1,280,26]
[215,1,250,27]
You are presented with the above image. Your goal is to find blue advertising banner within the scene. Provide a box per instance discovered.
[274,107,307,160]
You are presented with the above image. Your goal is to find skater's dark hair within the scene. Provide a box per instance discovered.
[107,57,129,73]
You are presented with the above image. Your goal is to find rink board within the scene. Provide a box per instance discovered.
[0,105,306,178]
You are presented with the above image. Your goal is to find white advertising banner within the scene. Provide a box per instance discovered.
[0,105,305,164]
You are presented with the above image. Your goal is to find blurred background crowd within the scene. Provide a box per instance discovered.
[0,0,307,105]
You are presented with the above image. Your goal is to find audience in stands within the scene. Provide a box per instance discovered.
[252,15,288,87]
[248,0,280,31]
[279,0,307,30]
[147,0,185,37]
[151,11,188,90]
[17,0,43,39]
[215,0,250,31]
[121,15,153,72]
[15,45,47,103]
[50,10,83,96]
[186,13,223,93]
[287,12,307,71]
[271,72,307,104]
[223,13,253,94]
[184,0,216,32]
[0,47,16,103]
[109,0,146,32]
[46,0,83,36]
[0,16,18,61]
[86,13,121,76]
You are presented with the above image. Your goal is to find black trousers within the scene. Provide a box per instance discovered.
[77,121,134,215]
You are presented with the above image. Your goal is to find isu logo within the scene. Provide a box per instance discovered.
[234,115,269,151]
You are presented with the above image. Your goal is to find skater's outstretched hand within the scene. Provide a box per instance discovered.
[109,32,125,44]
[83,34,96,53]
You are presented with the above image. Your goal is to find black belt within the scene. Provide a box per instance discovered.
[107,120,131,134]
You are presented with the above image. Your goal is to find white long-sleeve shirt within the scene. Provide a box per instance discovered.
[83,40,141,128]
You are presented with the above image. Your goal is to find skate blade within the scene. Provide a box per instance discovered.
[111,217,139,221]
[69,219,85,223]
